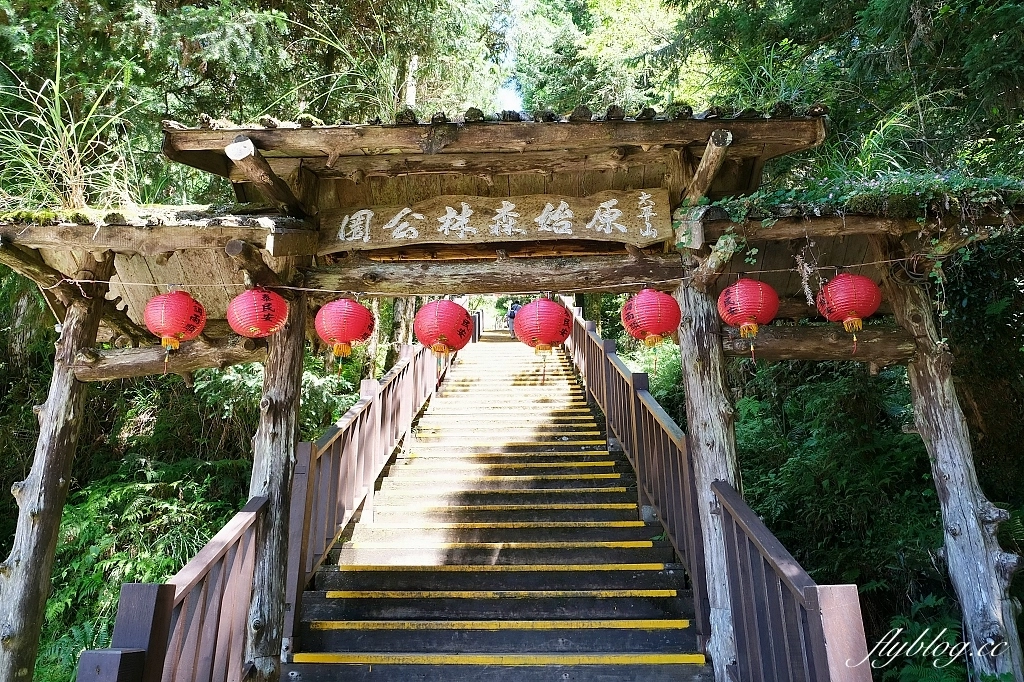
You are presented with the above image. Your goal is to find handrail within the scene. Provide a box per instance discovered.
[559,300,870,681]
[77,342,451,682]
[282,343,451,655]
[78,496,268,682]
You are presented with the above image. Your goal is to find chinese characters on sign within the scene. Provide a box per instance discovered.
[328,190,669,249]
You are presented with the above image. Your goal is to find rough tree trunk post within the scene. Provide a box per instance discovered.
[877,251,1023,679]
[0,252,114,681]
[362,298,381,379]
[245,290,307,681]
[674,281,739,681]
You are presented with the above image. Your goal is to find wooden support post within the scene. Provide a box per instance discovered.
[225,136,307,218]
[245,289,307,681]
[683,130,732,206]
[874,238,1023,679]
[0,252,114,681]
[674,280,739,682]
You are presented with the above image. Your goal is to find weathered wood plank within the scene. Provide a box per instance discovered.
[318,190,671,253]
[164,119,826,160]
[0,220,314,257]
[0,253,114,682]
[73,336,267,381]
[225,240,283,289]
[279,148,672,181]
[721,324,915,365]
[305,253,685,295]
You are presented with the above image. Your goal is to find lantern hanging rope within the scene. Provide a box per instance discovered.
[315,298,375,358]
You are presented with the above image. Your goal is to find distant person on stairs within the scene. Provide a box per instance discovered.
[506,300,521,338]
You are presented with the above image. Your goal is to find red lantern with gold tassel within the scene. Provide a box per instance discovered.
[513,298,573,353]
[816,273,882,353]
[622,289,681,347]
[143,290,207,351]
[315,298,375,357]
[414,300,474,355]
[717,279,780,338]
[227,287,289,338]
[816,273,882,332]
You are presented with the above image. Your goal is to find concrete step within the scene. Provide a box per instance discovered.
[367,504,642,524]
[314,564,688,591]
[384,460,631,475]
[376,474,633,491]
[372,488,636,507]
[346,524,659,544]
[329,544,677,566]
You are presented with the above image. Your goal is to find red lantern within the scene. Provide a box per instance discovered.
[143,290,207,350]
[718,279,780,338]
[315,298,375,357]
[227,287,289,338]
[414,300,474,355]
[513,298,573,353]
[622,289,681,347]
[817,273,882,332]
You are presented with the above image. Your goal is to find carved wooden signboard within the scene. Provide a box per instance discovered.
[318,189,671,253]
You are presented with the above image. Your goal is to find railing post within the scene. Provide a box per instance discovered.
[77,583,175,682]
[583,321,598,405]
[804,585,872,681]
[359,379,382,523]
[599,338,615,420]
[282,442,314,661]
[628,372,651,509]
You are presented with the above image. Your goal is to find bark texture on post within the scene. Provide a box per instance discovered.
[0,252,114,682]
[880,264,1023,680]
[245,290,307,681]
[384,297,416,370]
[673,281,738,681]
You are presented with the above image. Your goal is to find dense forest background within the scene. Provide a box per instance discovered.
[1,0,1023,679]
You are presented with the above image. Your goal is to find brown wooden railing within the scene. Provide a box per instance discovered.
[78,343,449,682]
[78,496,267,682]
[282,343,447,654]
[561,302,870,681]
[714,481,871,681]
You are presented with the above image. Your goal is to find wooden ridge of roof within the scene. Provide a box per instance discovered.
[161,114,828,201]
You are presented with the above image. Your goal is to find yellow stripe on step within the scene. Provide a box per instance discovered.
[383,473,622,481]
[389,461,617,469]
[410,440,609,447]
[325,589,677,599]
[374,503,636,511]
[291,653,707,665]
[401,450,611,457]
[381,487,629,495]
[363,521,646,529]
[341,540,654,549]
[333,563,666,572]
[310,618,690,630]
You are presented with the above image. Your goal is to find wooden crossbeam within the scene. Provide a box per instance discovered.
[683,130,732,206]
[0,239,149,345]
[304,253,685,295]
[0,218,316,257]
[225,136,307,217]
[721,324,915,365]
[73,336,267,381]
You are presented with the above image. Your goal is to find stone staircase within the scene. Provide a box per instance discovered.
[285,331,711,681]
